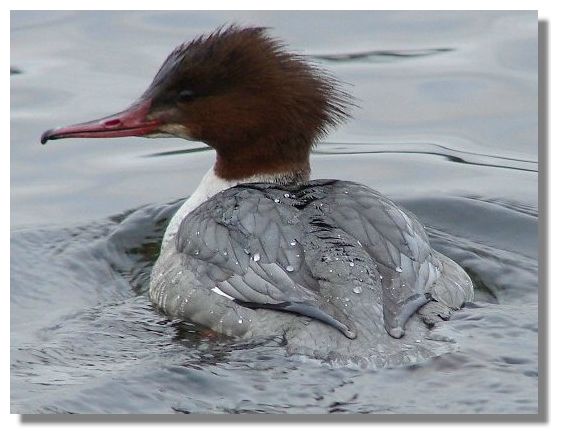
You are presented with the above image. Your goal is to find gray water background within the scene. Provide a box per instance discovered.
[11,11,539,414]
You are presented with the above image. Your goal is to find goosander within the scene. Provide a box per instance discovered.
[42,26,473,363]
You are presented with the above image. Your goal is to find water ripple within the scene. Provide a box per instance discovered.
[315,141,538,172]
[311,48,454,64]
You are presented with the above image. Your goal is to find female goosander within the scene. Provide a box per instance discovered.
[42,26,473,363]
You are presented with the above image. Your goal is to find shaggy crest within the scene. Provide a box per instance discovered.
[144,25,354,180]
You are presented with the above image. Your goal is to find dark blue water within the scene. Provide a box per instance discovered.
[11,11,538,414]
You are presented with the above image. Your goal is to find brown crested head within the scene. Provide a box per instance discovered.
[41,25,353,182]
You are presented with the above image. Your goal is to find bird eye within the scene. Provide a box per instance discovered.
[177,89,196,102]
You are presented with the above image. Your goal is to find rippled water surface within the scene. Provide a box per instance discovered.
[11,11,538,414]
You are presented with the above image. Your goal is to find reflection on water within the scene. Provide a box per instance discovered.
[11,11,538,414]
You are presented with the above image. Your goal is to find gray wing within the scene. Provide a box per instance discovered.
[175,180,471,341]
[316,182,446,337]
[176,186,357,339]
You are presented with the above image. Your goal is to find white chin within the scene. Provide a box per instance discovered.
[156,123,194,140]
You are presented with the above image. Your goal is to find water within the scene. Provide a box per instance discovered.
[11,11,538,414]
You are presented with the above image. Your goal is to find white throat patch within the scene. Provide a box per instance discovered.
[162,168,233,247]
